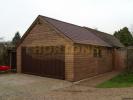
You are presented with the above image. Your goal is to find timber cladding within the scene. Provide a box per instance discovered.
[17,15,125,82]
[17,17,74,81]
[73,44,113,81]
[25,46,65,56]
[21,46,65,79]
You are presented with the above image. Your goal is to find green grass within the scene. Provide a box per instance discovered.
[97,72,133,88]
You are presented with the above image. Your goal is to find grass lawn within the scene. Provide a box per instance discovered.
[97,72,133,88]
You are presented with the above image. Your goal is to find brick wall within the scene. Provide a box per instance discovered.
[73,44,113,81]
[17,18,74,81]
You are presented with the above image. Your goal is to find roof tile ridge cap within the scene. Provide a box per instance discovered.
[40,15,83,28]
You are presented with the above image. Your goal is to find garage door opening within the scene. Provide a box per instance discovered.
[21,46,65,79]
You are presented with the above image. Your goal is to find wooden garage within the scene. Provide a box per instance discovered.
[21,46,65,79]
[17,15,126,81]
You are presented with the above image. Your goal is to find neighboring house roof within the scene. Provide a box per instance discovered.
[0,42,5,54]
[0,42,6,47]
[0,41,13,47]
[17,15,124,48]
[127,46,133,49]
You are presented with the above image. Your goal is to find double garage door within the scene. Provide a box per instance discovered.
[21,46,65,79]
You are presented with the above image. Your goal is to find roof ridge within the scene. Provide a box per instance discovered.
[39,15,83,28]
[39,15,123,47]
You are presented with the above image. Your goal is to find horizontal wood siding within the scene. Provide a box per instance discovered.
[17,19,74,81]
[73,44,113,81]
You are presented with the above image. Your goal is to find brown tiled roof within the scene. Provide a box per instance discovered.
[84,27,124,47]
[41,15,111,47]
[18,15,124,48]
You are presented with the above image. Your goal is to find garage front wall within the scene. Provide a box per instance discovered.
[17,19,74,81]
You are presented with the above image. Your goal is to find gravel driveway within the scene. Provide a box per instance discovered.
[45,71,133,100]
[46,85,133,100]
[1,72,133,100]
[0,73,72,100]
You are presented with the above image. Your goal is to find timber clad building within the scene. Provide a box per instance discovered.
[17,15,126,81]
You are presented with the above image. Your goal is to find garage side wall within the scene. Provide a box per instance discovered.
[73,44,113,81]
[114,48,127,70]
[17,19,74,81]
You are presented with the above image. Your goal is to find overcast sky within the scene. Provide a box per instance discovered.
[0,0,133,41]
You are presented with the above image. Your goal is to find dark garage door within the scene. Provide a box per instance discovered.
[21,46,65,79]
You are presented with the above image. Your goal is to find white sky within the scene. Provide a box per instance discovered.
[0,0,133,41]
